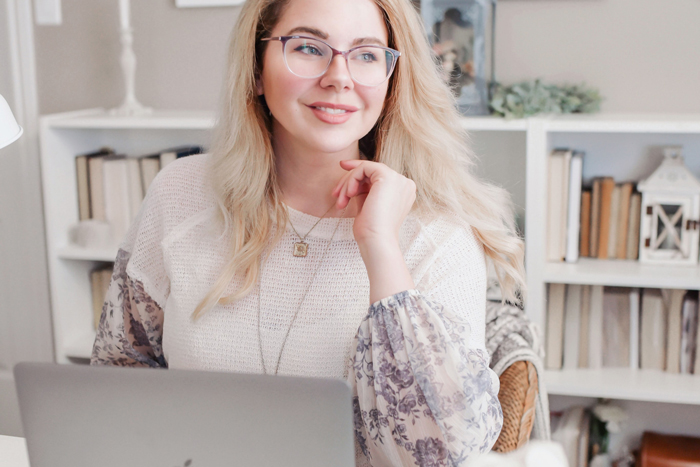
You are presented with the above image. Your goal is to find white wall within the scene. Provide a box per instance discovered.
[32,0,700,115]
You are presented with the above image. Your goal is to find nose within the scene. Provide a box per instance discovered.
[319,53,354,92]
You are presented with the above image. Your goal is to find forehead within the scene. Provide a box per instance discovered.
[272,0,389,46]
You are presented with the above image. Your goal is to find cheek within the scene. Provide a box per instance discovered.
[361,86,389,118]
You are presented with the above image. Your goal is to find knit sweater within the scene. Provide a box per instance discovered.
[91,153,503,466]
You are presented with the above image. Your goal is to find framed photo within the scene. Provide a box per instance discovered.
[175,0,244,7]
[416,0,490,115]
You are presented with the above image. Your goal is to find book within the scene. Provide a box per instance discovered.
[597,177,615,259]
[565,153,583,263]
[103,155,133,247]
[546,283,567,370]
[615,182,633,259]
[577,410,591,467]
[551,406,586,467]
[606,185,620,259]
[86,149,116,221]
[578,285,591,368]
[159,145,203,168]
[547,150,567,261]
[640,289,667,371]
[603,286,631,368]
[559,150,573,261]
[626,192,641,260]
[139,153,161,195]
[91,267,112,330]
[126,157,144,219]
[590,178,602,257]
[579,191,591,258]
[77,147,114,221]
[629,288,641,369]
[680,291,698,374]
[664,289,686,373]
[563,284,582,370]
[76,155,91,220]
[588,285,605,369]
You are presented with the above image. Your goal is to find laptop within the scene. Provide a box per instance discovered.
[13,362,355,467]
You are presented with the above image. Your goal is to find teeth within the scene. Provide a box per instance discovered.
[315,107,347,114]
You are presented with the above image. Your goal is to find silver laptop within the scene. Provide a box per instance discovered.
[14,362,355,467]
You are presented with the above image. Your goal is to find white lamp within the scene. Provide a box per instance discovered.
[0,94,23,149]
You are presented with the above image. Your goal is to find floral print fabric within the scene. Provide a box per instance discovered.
[91,248,167,369]
[92,254,502,467]
[350,290,502,466]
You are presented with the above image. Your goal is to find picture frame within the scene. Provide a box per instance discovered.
[415,0,491,115]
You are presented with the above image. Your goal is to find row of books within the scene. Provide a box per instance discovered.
[547,148,642,263]
[76,145,203,245]
[546,283,699,373]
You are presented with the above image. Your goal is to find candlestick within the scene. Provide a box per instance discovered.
[119,0,130,30]
[110,0,152,117]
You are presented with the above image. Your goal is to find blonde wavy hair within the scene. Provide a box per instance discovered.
[192,0,526,321]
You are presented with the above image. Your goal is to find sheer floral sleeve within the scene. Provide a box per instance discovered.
[349,225,502,466]
[90,248,168,368]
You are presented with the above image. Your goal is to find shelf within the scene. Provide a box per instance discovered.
[43,108,216,130]
[544,368,700,405]
[56,246,118,262]
[542,258,700,290]
[459,116,528,131]
[543,113,700,134]
[64,331,97,360]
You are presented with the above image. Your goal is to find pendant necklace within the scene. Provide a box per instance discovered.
[288,202,337,257]
[257,205,349,375]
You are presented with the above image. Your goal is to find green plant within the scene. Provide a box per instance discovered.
[489,79,603,119]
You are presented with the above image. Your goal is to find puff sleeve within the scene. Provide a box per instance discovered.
[349,224,502,466]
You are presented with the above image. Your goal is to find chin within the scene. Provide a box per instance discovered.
[302,133,365,155]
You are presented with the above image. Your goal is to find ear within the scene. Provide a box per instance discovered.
[255,76,264,96]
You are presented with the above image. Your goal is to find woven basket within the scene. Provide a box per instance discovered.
[491,360,538,453]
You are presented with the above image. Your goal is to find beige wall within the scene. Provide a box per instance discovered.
[34,0,700,115]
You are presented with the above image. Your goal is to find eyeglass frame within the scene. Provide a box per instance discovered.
[260,35,401,86]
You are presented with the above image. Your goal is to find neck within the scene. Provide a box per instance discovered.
[273,121,363,218]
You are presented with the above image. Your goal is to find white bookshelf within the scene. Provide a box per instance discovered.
[39,108,214,364]
[39,109,700,413]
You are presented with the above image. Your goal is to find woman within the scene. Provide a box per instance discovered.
[91,0,526,465]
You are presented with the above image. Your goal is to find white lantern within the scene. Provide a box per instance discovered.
[638,146,700,265]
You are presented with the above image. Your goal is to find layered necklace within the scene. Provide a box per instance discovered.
[257,203,349,375]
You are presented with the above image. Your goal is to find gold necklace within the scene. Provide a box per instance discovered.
[257,205,348,375]
[287,202,337,257]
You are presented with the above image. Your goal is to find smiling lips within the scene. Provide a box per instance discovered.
[307,101,358,124]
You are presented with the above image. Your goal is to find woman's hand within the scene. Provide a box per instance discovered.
[332,159,416,248]
[332,159,417,303]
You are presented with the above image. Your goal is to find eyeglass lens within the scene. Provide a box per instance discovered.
[283,38,395,86]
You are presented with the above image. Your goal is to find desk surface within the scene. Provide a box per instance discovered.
[0,435,29,467]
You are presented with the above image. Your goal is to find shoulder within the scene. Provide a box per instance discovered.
[400,210,486,283]
[143,153,217,227]
[401,210,484,261]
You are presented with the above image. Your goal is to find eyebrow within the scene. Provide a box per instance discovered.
[285,26,387,47]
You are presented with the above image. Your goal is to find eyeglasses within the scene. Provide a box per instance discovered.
[261,35,401,87]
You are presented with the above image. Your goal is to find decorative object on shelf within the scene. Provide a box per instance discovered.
[109,0,152,117]
[417,0,494,115]
[588,401,628,466]
[489,79,602,119]
[68,220,114,250]
[638,146,700,266]
[0,94,23,149]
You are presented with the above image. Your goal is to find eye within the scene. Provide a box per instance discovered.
[294,44,324,56]
[358,52,378,62]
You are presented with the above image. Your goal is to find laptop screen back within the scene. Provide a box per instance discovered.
[14,362,355,467]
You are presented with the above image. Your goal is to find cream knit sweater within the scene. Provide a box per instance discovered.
[92,153,502,466]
